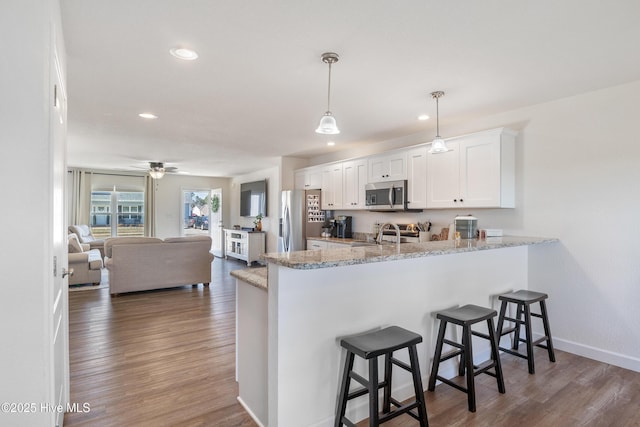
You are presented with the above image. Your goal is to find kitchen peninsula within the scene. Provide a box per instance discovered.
[233,236,558,427]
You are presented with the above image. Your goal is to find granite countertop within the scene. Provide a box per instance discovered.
[261,236,558,270]
[230,266,268,290]
[306,236,373,245]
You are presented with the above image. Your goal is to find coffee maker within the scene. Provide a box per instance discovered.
[334,215,353,238]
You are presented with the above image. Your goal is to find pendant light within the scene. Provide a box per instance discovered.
[149,162,165,179]
[429,91,449,153]
[315,52,340,135]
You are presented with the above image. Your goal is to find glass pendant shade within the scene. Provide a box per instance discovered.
[315,111,340,134]
[428,90,449,153]
[429,136,449,153]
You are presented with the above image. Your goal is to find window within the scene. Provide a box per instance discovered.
[90,191,144,238]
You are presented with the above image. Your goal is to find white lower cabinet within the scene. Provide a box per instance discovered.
[427,127,516,208]
[307,239,327,250]
[225,229,265,266]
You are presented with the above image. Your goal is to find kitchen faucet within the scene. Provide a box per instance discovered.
[376,223,400,244]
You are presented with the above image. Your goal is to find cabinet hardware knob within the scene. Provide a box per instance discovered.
[453,199,457,202]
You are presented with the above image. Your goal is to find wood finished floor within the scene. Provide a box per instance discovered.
[65,258,640,427]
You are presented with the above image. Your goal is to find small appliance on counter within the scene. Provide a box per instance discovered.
[334,215,352,238]
[454,215,478,239]
[321,220,334,237]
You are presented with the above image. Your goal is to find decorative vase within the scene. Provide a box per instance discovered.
[255,220,262,231]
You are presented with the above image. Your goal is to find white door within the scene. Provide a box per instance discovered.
[211,188,224,257]
[51,43,69,426]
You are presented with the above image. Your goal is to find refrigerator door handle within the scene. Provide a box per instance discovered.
[283,205,291,252]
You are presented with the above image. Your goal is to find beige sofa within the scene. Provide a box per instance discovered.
[104,236,214,295]
[68,233,103,285]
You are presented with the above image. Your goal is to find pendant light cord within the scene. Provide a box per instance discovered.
[435,95,440,138]
[326,61,332,111]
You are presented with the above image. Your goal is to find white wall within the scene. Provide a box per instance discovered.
[300,80,640,370]
[152,174,231,239]
[230,167,281,253]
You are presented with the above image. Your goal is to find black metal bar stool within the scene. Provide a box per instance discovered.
[496,289,556,374]
[428,304,505,412]
[335,326,429,427]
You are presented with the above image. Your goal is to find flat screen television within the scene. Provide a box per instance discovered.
[240,179,267,217]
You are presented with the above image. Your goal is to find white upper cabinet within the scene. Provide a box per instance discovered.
[321,163,343,210]
[426,128,516,208]
[294,166,322,190]
[368,152,407,182]
[342,158,368,209]
[406,146,428,209]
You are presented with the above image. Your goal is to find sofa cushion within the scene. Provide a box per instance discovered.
[104,236,163,257]
[68,233,83,253]
[69,225,96,243]
[164,236,212,244]
[87,249,103,270]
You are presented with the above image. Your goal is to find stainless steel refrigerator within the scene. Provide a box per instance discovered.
[278,189,324,252]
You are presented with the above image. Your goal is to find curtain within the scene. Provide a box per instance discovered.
[144,176,157,237]
[69,169,91,226]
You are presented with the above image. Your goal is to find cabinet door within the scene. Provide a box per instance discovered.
[386,153,407,181]
[307,239,327,250]
[342,159,367,209]
[406,146,428,209]
[307,168,322,189]
[459,135,501,207]
[327,242,350,249]
[321,163,343,209]
[368,153,407,182]
[426,141,460,208]
[295,167,323,190]
[294,171,306,190]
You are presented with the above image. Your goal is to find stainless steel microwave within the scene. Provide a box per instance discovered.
[365,180,408,211]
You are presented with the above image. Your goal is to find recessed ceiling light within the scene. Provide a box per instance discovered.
[138,113,158,119]
[418,114,430,121]
[169,47,198,61]
[327,141,336,146]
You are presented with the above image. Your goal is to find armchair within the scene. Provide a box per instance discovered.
[67,233,103,285]
[68,224,105,257]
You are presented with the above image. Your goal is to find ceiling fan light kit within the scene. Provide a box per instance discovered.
[148,162,166,179]
[315,52,340,135]
[428,90,450,154]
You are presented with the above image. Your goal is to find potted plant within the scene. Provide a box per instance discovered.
[253,213,263,231]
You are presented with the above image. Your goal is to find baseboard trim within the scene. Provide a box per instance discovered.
[237,396,265,427]
[552,337,640,373]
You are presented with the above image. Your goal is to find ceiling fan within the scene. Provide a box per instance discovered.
[147,161,178,179]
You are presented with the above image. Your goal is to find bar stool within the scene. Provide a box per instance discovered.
[428,304,505,412]
[335,326,429,427]
[496,290,556,374]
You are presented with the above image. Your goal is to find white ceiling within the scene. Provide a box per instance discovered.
[61,0,640,178]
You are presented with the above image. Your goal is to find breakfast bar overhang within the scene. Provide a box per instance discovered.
[235,236,558,427]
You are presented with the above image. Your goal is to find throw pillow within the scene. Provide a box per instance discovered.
[68,233,83,253]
